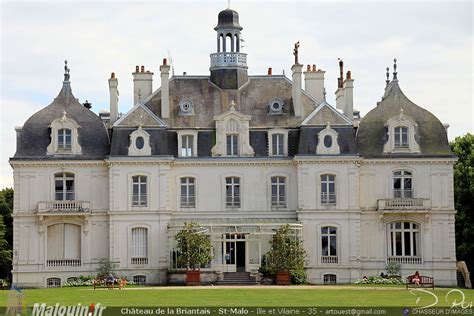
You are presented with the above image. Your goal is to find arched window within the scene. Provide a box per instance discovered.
[226,34,233,52]
[132,176,147,207]
[47,223,81,267]
[55,172,75,201]
[180,177,196,208]
[225,177,241,208]
[131,227,148,265]
[271,176,286,208]
[393,171,413,198]
[321,227,338,263]
[320,174,336,205]
[47,277,61,288]
[57,128,72,151]
[388,222,420,260]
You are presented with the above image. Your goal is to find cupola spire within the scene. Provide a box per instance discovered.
[393,58,398,80]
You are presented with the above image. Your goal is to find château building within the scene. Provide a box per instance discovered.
[10,7,457,287]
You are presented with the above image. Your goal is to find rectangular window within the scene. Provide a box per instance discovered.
[132,176,147,207]
[393,171,413,198]
[131,227,148,264]
[58,129,72,150]
[271,176,286,208]
[394,127,409,148]
[181,135,194,157]
[271,133,284,156]
[323,274,337,284]
[55,173,75,200]
[226,134,239,156]
[321,175,336,205]
[389,222,419,257]
[180,177,196,208]
[225,177,240,208]
[321,226,337,257]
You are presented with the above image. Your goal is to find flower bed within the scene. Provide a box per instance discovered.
[354,276,404,285]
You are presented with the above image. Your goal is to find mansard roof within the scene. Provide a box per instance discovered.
[13,79,110,160]
[145,75,317,129]
[356,79,453,158]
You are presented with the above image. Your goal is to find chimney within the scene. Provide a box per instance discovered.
[343,70,354,120]
[267,67,272,75]
[304,64,326,102]
[291,63,304,117]
[108,72,119,124]
[132,65,153,104]
[160,58,171,119]
[335,59,345,111]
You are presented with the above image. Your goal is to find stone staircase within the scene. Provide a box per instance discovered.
[216,272,258,285]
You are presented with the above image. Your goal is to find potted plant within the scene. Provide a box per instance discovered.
[265,224,307,285]
[175,222,213,285]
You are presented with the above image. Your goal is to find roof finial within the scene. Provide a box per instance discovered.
[64,60,70,82]
[138,89,142,102]
[293,41,300,65]
[393,58,398,80]
[386,67,390,86]
[323,87,327,101]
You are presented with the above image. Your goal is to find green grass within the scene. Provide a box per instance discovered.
[1,286,473,307]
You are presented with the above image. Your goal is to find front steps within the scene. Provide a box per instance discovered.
[216,272,258,285]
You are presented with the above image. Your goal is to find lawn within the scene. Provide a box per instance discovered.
[0,286,473,308]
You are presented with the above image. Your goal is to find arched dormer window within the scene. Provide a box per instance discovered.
[47,111,81,155]
[383,109,420,153]
[316,123,340,155]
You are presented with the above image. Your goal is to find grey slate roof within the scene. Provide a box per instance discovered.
[13,81,110,160]
[356,80,453,158]
[145,75,316,129]
[109,128,174,156]
[298,126,358,155]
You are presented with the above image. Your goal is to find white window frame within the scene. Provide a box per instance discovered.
[268,129,288,156]
[393,170,413,198]
[57,128,72,151]
[394,126,409,148]
[131,175,148,207]
[225,176,241,208]
[131,227,148,265]
[387,221,420,258]
[129,127,151,156]
[177,130,198,158]
[180,177,196,208]
[270,176,287,208]
[320,174,336,205]
[54,172,75,201]
[226,134,239,156]
[316,123,340,155]
[383,109,420,154]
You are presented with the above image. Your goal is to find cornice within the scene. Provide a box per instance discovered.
[360,158,457,165]
[9,160,106,168]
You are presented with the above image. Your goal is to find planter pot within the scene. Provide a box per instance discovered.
[276,271,290,285]
[186,270,201,286]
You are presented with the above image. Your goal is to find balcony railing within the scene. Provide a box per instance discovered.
[131,257,148,265]
[180,195,196,208]
[321,256,339,264]
[46,259,82,267]
[38,201,91,214]
[377,198,430,211]
[210,52,247,69]
[387,256,422,265]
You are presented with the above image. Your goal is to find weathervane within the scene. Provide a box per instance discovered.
[293,41,300,65]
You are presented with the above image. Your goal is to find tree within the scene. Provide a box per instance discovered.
[0,188,13,281]
[450,133,474,276]
[266,224,307,284]
[0,216,12,281]
[175,222,213,271]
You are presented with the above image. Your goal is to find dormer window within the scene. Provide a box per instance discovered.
[226,134,239,156]
[268,129,288,156]
[268,98,284,115]
[316,123,340,155]
[383,109,420,154]
[47,111,82,155]
[128,127,151,156]
[57,128,72,151]
[394,126,408,148]
[177,130,198,158]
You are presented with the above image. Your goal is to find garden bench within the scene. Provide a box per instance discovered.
[406,274,434,289]
[93,277,126,290]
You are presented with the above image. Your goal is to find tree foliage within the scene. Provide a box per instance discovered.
[450,133,474,273]
[0,216,12,280]
[266,225,307,275]
[175,222,213,271]
[0,188,13,281]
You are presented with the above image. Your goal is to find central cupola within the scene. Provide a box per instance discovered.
[210,8,248,89]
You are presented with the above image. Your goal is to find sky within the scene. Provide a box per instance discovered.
[0,0,472,189]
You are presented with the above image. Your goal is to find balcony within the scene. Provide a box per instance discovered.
[387,256,422,265]
[210,52,247,69]
[46,259,82,267]
[377,198,430,211]
[38,201,91,215]
[321,256,339,264]
[131,257,148,265]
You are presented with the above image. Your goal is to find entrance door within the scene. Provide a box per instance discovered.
[224,241,236,272]
[236,241,246,272]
